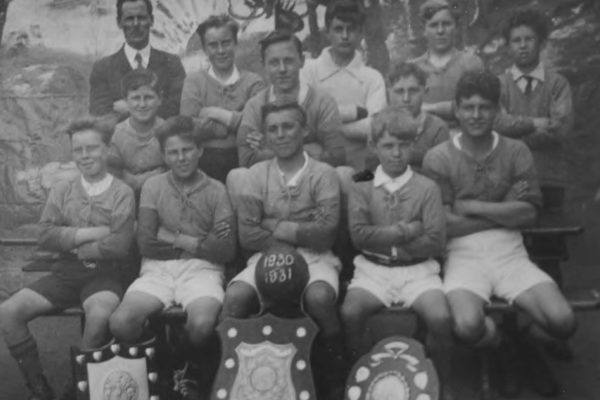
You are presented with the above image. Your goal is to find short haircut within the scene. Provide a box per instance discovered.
[325,0,366,29]
[455,70,501,106]
[419,0,459,23]
[371,106,419,143]
[503,8,551,43]
[116,0,153,23]
[388,61,427,86]
[259,30,303,61]
[155,116,199,151]
[261,102,307,127]
[120,69,162,98]
[196,14,240,46]
[66,117,113,145]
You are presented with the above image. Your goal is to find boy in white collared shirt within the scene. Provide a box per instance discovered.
[342,107,452,392]
[301,0,386,171]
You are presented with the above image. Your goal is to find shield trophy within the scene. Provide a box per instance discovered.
[71,337,159,400]
[212,246,318,400]
[345,336,440,400]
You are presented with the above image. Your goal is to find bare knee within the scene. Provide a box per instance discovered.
[453,311,486,344]
[186,314,218,346]
[547,307,577,340]
[222,282,258,318]
[341,296,371,328]
[304,282,336,313]
[421,309,453,338]
[110,308,146,342]
[0,296,33,332]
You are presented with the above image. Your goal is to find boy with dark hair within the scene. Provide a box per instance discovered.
[236,30,345,168]
[108,68,165,194]
[342,107,453,395]
[301,0,387,171]
[387,61,449,169]
[181,14,265,183]
[0,117,136,400]
[110,116,236,400]
[224,102,345,399]
[423,70,575,393]
[495,8,573,213]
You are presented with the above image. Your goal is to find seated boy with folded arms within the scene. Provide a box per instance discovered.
[108,69,165,195]
[341,107,453,394]
[0,117,136,400]
[110,116,236,399]
[423,71,575,387]
[223,102,345,398]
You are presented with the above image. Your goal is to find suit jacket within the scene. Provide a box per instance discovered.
[89,46,186,119]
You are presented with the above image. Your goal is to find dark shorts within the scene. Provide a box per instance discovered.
[27,263,124,310]
[198,147,238,184]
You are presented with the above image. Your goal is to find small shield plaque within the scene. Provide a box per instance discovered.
[70,337,159,400]
[212,313,318,400]
[345,336,440,400]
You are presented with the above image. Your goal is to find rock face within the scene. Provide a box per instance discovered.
[0,0,600,260]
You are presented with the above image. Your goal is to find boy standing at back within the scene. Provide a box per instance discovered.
[301,0,386,171]
[495,9,573,214]
[110,116,236,400]
[180,14,265,183]
[342,108,453,397]
[224,102,345,399]
[423,71,575,393]
[108,69,165,195]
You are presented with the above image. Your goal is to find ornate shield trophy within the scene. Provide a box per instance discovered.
[71,338,159,400]
[345,336,440,400]
[212,246,318,400]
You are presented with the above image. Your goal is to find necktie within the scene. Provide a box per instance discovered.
[134,52,143,69]
[523,75,534,95]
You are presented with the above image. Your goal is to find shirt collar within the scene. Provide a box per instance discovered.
[81,174,113,197]
[315,47,365,81]
[373,165,413,193]
[453,131,499,152]
[124,43,151,69]
[268,79,309,104]
[208,64,240,86]
[275,152,310,187]
[510,63,545,82]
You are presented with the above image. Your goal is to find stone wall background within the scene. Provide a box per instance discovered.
[1,0,600,261]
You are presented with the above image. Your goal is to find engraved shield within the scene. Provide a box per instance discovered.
[212,313,318,400]
[71,337,159,400]
[345,336,440,400]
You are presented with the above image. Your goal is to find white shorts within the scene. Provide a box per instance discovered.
[127,258,225,309]
[348,255,443,307]
[444,229,553,303]
[230,247,341,296]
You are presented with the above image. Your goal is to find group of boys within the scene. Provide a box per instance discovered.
[0,0,577,400]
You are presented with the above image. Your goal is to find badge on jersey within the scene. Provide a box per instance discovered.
[345,336,440,400]
[212,313,318,400]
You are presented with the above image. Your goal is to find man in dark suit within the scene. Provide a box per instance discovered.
[89,0,185,120]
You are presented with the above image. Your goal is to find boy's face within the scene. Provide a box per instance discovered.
[509,25,542,70]
[424,9,456,54]
[327,17,362,59]
[163,135,201,180]
[265,109,306,159]
[126,85,161,124]
[264,40,304,93]
[71,129,108,181]
[455,94,497,139]
[388,75,424,117]
[373,131,413,178]
[118,0,153,50]
[203,26,236,73]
